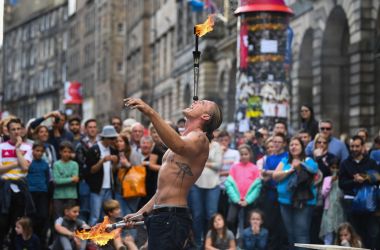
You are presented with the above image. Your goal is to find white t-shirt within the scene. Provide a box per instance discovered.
[98,142,111,189]
[219,148,240,188]
[0,141,32,180]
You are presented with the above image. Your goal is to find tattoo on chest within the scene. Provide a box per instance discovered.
[175,161,193,186]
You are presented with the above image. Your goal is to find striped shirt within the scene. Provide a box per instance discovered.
[0,141,33,180]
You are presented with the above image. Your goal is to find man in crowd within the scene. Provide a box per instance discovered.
[85,125,119,226]
[260,133,288,250]
[0,118,33,249]
[339,135,380,249]
[111,116,123,134]
[68,116,83,149]
[306,119,349,161]
[130,123,145,151]
[29,110,74,156]
[75,118,99,223]
[297,129,312,147]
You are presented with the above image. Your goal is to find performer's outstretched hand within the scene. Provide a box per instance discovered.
[124,98,153,116]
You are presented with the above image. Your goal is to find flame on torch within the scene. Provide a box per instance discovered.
[194,15,215,37]
[75,216,120,246]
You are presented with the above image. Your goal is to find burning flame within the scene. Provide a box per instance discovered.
[75,216,121,246]
[195,15,215,37]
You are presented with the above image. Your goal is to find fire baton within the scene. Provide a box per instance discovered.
[105,220,145,232]
[193,15,215,101]
[106,212,147,232]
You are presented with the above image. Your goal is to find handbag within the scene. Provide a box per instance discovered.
[118,165,147,199]
[352,185,378,213]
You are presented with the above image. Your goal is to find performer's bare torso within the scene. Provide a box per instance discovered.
[154,131,209,206]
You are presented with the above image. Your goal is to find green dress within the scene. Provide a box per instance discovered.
[319,177,345,239]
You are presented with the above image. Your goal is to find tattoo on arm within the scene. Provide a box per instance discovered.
[175,161,193,187]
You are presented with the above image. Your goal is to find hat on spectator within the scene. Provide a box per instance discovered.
[100,125,118,138]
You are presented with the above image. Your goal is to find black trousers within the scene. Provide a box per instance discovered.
[146,209,194,250]
[30,192,49,247]
[343,199,379,249]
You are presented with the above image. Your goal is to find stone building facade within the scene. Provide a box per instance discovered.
[67,0,127,125]
[125,0,380,136]
[2,0,68,121]
[289,0,380,135]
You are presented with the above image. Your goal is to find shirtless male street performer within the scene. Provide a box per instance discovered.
[123,97,222,250]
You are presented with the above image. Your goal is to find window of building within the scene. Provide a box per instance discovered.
[50,11,56,27]
[63,31,68,50]
[62,63,67,83]
[44,14,50,30]
[117,62,123,72]
[186,6,193,45]
[177,3,183,49]
[49,38,55,58]
[117,22,124,33]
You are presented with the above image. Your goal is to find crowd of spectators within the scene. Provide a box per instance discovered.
[0,105,380,250]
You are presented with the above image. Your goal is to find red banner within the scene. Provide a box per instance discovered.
[63,81,83,104]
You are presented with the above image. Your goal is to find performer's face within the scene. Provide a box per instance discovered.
[182,100,213,120]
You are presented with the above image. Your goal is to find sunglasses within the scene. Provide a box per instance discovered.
[320,127,332,131]
[316,141,327,144]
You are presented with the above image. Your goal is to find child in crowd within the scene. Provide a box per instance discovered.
[225,144,262,237]
[205,213,236,250]
[52,141,79,218]
[52,201,88,250]
[26,141,50,247]
[103,199,138,250]
[242,210,268,250]
[335,223,362,248]
[14,217,40,250]
[319,159,345,245]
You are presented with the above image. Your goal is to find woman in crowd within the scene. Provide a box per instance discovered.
[273,137,318,250]
[310,133,334,243]
[114,134,142,216]
[188,135,223,248]
[299,105,319,139]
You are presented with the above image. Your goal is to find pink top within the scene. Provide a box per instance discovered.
[230,162,260,199]
[321,176,332,209]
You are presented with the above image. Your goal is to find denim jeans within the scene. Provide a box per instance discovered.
[145,211,193,250]
[52,235,86,250]
[188,185,220,248]
[115,192,140,238]
[280,204,314,250]
[78,180,90,223]
[89,188,112,226]
[114,192,141,216]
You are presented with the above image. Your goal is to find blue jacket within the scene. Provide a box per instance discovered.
[243,227,268,250]
[276,157,318,205]
[27,159,49,192]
